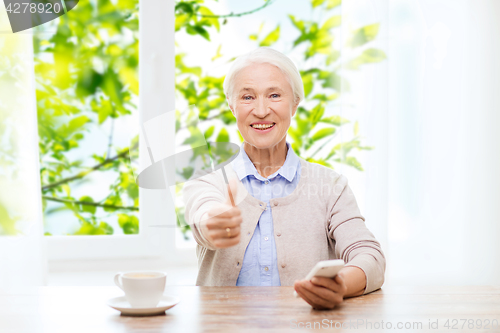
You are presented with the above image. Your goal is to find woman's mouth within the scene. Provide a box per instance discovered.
[250,123,276,131]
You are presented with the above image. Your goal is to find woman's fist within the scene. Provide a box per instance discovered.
[201,179,242,248]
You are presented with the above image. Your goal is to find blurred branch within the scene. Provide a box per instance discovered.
[178,110,232,131]
[41,142,138,191]
[42,196,139,211]
[308,133,338,159]
[203,110,232,122]
[195,0,276,18]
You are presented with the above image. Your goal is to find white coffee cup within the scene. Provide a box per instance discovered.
[114,271,167,308]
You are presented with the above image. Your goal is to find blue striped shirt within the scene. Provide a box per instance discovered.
[232,142,301,286]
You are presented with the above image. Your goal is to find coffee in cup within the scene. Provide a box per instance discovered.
[114,271,166,308]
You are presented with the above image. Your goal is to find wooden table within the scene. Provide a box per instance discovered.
[0,285,499,332]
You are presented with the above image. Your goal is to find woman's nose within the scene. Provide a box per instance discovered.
[253,98,270,118]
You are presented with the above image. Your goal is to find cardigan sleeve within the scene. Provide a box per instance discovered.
[327,175,386,294]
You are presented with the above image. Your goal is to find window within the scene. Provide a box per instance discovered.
[39,0,196,267]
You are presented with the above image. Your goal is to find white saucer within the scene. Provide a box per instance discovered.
[107,295,180,316]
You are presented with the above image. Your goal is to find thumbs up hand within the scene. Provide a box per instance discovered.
[201,179,243,248]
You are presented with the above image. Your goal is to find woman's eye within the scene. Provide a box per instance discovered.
[243,96,253,100]
[271,94,280,98]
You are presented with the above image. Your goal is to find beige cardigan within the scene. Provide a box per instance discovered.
[183,158,386,294]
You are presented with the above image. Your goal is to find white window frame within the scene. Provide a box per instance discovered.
[47,0,197,270]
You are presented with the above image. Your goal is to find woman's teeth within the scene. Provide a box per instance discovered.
[251,123,275,130]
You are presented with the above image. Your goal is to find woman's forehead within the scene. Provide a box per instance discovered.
[238,62,282,76]
[234,64,291,92]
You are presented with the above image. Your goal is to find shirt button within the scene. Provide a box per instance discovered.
[264,237,268,241]
[237,262,240,266]
[265,181,269,185]
[282,264,286,268]
[264,267,269,271]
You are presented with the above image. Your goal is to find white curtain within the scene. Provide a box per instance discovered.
[340,0,500,286]
[0,5,46,286]
[372,0,500,285]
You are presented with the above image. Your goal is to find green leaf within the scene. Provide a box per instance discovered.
[302,73,314,97]
[259,25,280,47]
[96,99,114,124]
[175,14,190,31]
[345,48,387,70]
[73,221,114,235]
[311,127,336,141]
[79,196,96,214]
[182,129,206,147]
[102,68,126,113]
[199,6,220,31]
[348,23,380,48]
[103,195,122,212]
[237,130,244,143]
[309,103,325,126]
[312,0,327,7]
[321,15,341,30]
[62,184,71,196]
[118,214,139,234]
[211,45,223,61]
[288,15,305,33]
[320,115,350,126]
[204,126,215,140]
[354,121,359,136]
[0,204,20,235]
[76,69,103,98]
[60,115,90,137]
[216,128,229,142]
[326,0,342,9]
[344,156,363,171]
[180,166,194,180]
[126,182,139,200]
[175,2,193,15]
[312,93,338,102]
[306,157,333,168]
[97,222,114,235]
[186,25,210,41]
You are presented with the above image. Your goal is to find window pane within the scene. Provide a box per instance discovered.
[35,0,140,236]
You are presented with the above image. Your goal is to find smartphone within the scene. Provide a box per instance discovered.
[294,259,345,298]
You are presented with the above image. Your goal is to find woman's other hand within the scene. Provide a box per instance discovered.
[293,274,348,310]
[293,267,366,310]
[201,180,242,248]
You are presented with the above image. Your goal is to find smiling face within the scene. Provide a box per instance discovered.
[228,62,299,150]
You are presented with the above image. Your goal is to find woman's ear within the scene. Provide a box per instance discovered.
[227,95,235,115]
[292,98,300,117]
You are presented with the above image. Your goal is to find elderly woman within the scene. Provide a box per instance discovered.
[183,47,385,310]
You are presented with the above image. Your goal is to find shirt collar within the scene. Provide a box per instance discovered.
[232,142,299,182]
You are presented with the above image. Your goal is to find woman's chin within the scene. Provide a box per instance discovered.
[245,136,281,150]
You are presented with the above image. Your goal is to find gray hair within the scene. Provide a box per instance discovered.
[223,47,305,106]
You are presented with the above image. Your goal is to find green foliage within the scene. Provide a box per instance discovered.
[347,23,380,48]
[259,25,281,47]
[118,214,139,234]
[0,203,20,236]
[345,48,387,70]
[35,0,140,235]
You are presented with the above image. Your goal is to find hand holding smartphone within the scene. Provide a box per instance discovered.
[294,259,345,298]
